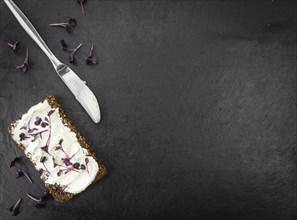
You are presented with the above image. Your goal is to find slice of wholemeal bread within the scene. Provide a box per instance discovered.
[8,96,107,202]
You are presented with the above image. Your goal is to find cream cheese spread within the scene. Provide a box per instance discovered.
[11,100,99,194]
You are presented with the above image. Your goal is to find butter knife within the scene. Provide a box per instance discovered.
[4,0,101,123]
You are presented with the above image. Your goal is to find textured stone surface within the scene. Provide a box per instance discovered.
[0,1,296,219]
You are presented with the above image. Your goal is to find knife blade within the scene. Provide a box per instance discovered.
[57,64,101,123]
[4,0,101,123]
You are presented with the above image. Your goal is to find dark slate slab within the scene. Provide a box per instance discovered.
[0,1,296,219]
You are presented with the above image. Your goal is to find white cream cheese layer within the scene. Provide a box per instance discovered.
[11,100,99,194]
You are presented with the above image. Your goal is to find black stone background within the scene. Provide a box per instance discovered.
[0,1,296,220]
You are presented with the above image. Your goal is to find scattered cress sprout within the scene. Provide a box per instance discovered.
[60,40,82,64]
[26,191,52,208]
[85,44,97,65]
[77,0,86,15]
[49,18,77,33]
[10,157,33,184]
[16,48,30,73]
[7,41,23,55]
[8,198,22,216]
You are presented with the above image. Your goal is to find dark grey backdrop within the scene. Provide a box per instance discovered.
[0,1,296,220]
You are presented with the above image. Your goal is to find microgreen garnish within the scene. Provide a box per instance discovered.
[60,40,82,64]
[80,164,86,170]
[10,157,20,168]
[8,198,22,216]
[85,44,97,65]
[47,109,55,117]
[40,156,47,163]
[49,18,77,33]
[26,193,43,204]
[39,156,52,176]
[7,41,23,55]
[34,117,42,125]
[84,157,90,174]
[73,162,80,169]
[10,157,33,184]
[40,109,55,156]
[26,192,51,208]
[19,133,29,141]
[77,0,86,15]
[16,48,30,73]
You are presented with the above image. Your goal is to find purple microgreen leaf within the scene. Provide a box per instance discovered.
[34,117,42,125]
[40,156,47,163]
[19,133,29,141]
[85,158,89,164]
[80,164,86,170]
[65,24,74,33]
[59,139,63,145]
[85,44,97,65]
[47,109,55,117]
[9,198,22,216]
[63,158,72,166]
[16,48,30,73]
[41,122,48,128]
[77,0,86,15]
[55,146,61,151]
[73,162,80,169]
[26,193,43,204]
[44,117,49,122]
[52,158,58,168]
[7,41,24,55]
[15,170,23,178]
[57,169,63,177]
[60,40,67,50]
[69,54,76,64]
[68,18,77,27]
[10,157,21,168]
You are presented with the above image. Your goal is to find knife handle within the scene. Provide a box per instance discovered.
[4,0,61,68]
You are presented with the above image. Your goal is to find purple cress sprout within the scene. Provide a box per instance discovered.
[27,193,47,208]
[7,41,23,55]
[69,43,82,64]
[39,156,52,176]
[16,48,30,73]
[10,157,21,168]
[10,157,34,184]
[60,40,82,64]
[26,193,43,204]
[77,0,86,15]
[85,44,97,65]
[8,198,22,216]
[49,18,77,33]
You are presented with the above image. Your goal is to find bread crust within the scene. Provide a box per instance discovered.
[8,96,107,202]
